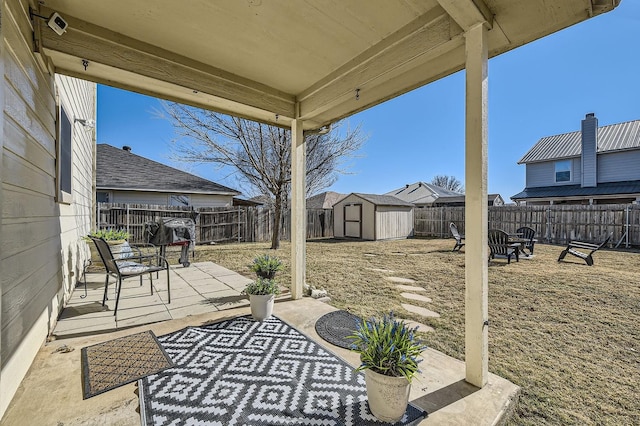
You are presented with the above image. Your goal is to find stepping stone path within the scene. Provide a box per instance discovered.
[386,278,440,329]
[367,268,394,273]
[405,320,435,333]
[395,284,426,292]
[401,303,440,318]
[385,276,415,284]
[400,292,432,303]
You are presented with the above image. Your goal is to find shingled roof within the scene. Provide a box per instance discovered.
[96,144,240,195]
[349,193,414,207]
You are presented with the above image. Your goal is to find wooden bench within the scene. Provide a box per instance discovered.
[557,235,611,266]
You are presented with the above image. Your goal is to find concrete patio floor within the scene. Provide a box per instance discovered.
[2,262,519,425]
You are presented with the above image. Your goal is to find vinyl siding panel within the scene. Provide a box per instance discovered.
[597,150,640,183]
[525,158,581,188]
[0,0,95,415]
[191,193,233,208]
[111,190,170,205]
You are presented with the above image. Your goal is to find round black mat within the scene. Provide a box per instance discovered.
[315,310,362,349]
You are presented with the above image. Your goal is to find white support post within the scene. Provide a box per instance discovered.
[290,118,306,299]
[464,22,489,388]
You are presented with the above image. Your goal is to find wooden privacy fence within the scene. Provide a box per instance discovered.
[96,203,334,244]
[414,204,640,248]
[98,203,640,248]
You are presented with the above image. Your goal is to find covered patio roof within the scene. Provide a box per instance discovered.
[34,0,620,389]
[37,0,618,130]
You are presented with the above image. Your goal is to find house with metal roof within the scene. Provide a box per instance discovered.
[512,114,640,205]
[333,193,414,240]
[385,182,503,207]
[97,144,241,207]
[433,193,504,207]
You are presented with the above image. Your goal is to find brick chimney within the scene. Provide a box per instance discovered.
[581,113,598,188]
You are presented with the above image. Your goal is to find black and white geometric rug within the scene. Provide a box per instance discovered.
[139,315,427,425]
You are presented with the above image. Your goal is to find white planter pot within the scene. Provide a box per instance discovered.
[249,294,275,321]
[365,369,411,423]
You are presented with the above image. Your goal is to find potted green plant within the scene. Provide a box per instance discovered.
[242,278,281,321]
[349,312,428,423]
[250,254,282,279]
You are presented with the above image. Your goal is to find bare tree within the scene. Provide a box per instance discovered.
[162,103,366,249]
[431,175,464,193]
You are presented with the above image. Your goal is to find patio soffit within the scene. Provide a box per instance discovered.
[35,0,619,130]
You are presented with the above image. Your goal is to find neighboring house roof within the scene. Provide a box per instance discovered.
[97,144,240,195]
[233,197,263,206]
[519,119,640,164]
[434,194,503,205]
[339,193,414,207]
[511,180,640,200]
[306,191,346,209]
[385,182,462,205]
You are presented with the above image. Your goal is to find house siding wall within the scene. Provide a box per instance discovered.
[597,150,640,183]
[0,0,95,416]
[109,190,233,208]
[525,158,581,188]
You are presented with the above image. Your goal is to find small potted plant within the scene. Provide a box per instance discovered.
[349,312,428,423]
[242,278,281,321]
[250,254,282,279]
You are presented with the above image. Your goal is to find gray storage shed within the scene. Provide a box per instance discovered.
[333,193,415,240]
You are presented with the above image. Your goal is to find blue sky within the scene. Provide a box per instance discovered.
[97,1,640,202]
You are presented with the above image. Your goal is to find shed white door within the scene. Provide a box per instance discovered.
[344,204,362,238]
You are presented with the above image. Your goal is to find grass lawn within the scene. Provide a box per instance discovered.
[186,238,639,425]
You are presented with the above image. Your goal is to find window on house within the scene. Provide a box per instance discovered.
[57,105,73,203]
[555,160,571,183]
[169,194,191,206]
[96,191,110,203]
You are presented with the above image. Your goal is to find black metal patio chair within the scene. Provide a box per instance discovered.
[557,234,611,266]
[450,222,465,252]
[89,236,170,317]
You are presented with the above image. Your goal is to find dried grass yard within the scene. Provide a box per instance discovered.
[183,238,640,425]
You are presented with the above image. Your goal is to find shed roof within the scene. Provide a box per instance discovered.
[511,180,640,200]
[342,193,415,207]
[519,119,640,164]
[96,144,240,195]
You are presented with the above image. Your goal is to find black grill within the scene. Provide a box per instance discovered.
[145,217,195,267]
